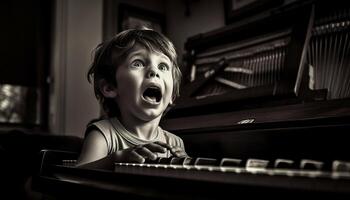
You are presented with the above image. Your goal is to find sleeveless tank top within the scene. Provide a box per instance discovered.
[87,117,185,158]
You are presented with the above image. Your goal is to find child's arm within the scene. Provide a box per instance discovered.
[76,129,112,169]
[76,131,177,170]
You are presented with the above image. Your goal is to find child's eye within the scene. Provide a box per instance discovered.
[158,63,169,71]
[131,59,145,68]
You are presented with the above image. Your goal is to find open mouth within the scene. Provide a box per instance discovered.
[142,86,162,103]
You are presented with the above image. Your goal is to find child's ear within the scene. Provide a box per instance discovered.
[99,80,117,98]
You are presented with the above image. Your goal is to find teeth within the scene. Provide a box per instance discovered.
[144,96,157,102]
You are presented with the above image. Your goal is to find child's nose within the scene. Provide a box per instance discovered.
[147,68,160,78]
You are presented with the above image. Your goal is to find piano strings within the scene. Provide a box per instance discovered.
[305,7,349,100]
[190,7,350,101]
[191,31,290,99]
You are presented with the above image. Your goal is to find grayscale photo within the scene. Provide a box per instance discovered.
[1,0,350,199]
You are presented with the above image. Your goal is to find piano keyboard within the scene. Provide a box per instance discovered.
[115,157,350,180]
[34,150,350,199]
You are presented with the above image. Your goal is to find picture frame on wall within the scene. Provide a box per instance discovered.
[224,0,284,24]
[118,3,165,33]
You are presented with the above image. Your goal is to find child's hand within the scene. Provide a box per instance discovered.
[113,141,188,163]
[113,142,168,163]
[154,141,188,158]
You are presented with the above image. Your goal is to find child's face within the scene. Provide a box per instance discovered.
[114,44,174,122]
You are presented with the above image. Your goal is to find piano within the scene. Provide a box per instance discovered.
[32,0,350,199]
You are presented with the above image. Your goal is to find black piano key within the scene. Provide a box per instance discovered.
[144,157,161,164]
[219,158,243,167]
[145,157,195,166]
[300,159,324,170]
[183,157,195,166]
[170,157,187,165]
[274,159,297,169]
[194,157,218,166]
[246,158,269,169]
[332,160,350,173]
[157,157,174,164]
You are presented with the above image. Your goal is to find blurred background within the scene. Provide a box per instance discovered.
[0,0,347,138]
[0,0,230,137]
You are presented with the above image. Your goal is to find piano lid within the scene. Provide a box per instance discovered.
[165,0,350,121]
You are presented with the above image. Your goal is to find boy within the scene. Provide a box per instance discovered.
[76,29,187,170]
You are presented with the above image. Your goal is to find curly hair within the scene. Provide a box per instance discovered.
[87,29,182,117]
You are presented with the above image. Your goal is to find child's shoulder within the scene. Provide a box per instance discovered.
[86,117,114,134]
[87,116,109,126]
[161,129,178,137]
[160,128,184,147]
